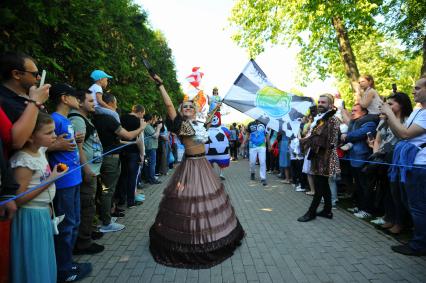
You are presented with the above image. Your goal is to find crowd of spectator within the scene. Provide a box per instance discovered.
[0,52,179,282]
[1,51,425,283]
[234,74,426,257]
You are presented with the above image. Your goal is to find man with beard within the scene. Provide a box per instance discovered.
[0,52,50,282]
[298,94,341,222]
[68,90,105,255]
[381,76,426,256]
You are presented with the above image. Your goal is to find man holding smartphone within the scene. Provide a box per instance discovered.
[0,52,50,282]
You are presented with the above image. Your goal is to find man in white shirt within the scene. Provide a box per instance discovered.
[381,76,426,256]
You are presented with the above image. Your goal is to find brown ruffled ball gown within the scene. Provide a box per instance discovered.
[149,133,245,268]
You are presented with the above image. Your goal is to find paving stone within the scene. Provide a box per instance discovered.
[76,159,426,282]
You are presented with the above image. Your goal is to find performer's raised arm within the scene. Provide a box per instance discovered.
[152,74,177,121]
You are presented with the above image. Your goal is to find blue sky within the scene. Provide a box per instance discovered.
[136,0,335,122]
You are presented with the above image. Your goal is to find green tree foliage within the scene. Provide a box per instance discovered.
[330,32,421,106]
[0,0,182,113]
[381,0,426,75]
[229,0,382,94]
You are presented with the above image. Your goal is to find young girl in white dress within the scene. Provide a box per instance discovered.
[10,112,67,283]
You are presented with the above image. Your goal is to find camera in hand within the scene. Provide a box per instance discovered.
[142,58,156,78]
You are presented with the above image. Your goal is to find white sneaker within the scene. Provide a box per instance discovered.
[370,217,385,225]
[295,186,305,192]
[100,222,125,233]
[354,210,372,219]
[347,207,359,213]
[110,217,117,224]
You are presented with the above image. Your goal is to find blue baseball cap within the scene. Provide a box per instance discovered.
[90,70,113,81]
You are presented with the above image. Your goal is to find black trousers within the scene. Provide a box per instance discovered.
[352,166,374,213]
[230,141,238,159]
[308,175,332,215]
[290,159,303,185]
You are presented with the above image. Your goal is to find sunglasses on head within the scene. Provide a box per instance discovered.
[182,104,194,109]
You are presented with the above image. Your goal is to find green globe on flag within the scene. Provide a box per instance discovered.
[255,86,292,118]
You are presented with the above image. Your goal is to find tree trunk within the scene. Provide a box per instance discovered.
[332,16,360,96]
[422,35,426,77]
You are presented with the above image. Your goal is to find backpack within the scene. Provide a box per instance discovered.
[68,112,95,142]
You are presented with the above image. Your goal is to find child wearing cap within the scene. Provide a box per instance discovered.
[47,83,92,282]
[89,70,120,122]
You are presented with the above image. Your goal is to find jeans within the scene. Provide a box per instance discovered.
[76,177,97,249]
[230,141,238,160]
[387,181,410,226]
[146,148,157,183]
[329,176,338,205]
[249,147,266,180]
[98,155,120,225]
[53,185,81,279]
[405,167,426,251]
[308,175,332,215]
[117,152,140,206]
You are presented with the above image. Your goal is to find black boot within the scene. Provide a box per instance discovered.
[316,210,333,219]
[297,212,316,222]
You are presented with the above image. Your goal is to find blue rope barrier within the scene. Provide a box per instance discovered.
[339,157,426,170]
[0,142,135,206]
[2,145,425,206]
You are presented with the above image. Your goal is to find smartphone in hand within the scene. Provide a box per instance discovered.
[366,132,374,141]
[39,70,47,87]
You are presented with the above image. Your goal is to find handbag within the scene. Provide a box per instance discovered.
[361,151,386,174]
[47,188,64,235]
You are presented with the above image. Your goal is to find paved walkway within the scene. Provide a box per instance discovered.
[77,159,426,283]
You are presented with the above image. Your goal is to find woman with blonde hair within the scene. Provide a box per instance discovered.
[149,75,245,269]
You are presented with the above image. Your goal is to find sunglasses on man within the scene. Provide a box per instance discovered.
[18,70,40,78]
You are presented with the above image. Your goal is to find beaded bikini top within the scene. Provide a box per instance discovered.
[179,120,209,144]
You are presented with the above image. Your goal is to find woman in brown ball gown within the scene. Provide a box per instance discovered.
[149,75,245,269]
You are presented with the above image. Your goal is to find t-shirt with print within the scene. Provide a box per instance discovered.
[404,108,426,165]
[229,129,237,141]
[246,121,266,148]
[49,112,82,189]
[93,114,122,154]
[89,83,103,108]
[10,147,55,208]
[144,124,158,150]
[69,110,103,175]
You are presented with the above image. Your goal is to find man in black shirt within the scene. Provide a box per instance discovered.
[0,139,18,219]
[0,52,49,122]
[116,104,145,208]
[93,93,145,233]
